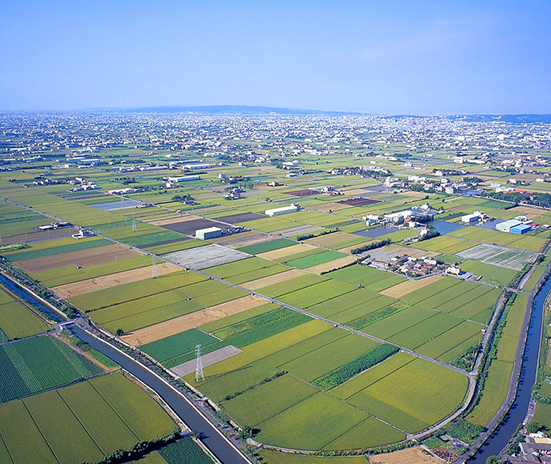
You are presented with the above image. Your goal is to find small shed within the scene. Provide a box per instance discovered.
[196,227,222,240]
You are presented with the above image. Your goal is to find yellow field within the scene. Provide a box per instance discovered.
[368,447,443,464]
[306,256,358,275]
[241,269,307,290]
[53,262,181,298]
[380,275,444,298]
[257,243,317,260]
[121,295,268,346]
[340,188,370,196]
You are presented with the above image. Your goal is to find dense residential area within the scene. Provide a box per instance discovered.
[1,110,551,464]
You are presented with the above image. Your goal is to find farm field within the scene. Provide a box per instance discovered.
[163,244,251,269]
[456,243,536,270]
[447,226,546,252]
[380,275,443,298]
[122,295,271,346]
[458,260,518,287]
[0,335,102,403]
[0,373,177,464]
[53,262,180,298]
[305,255,358,274]
[0,287,50,340]
[237,237,296,254]
[413,235,476,255]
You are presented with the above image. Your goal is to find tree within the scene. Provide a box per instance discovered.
[238,425,253,439]
[486,456,502,464]
[116,328,124,336]
[527,421,546,434]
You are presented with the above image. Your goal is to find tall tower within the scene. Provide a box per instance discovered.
[152,255,158,279]
[195,344,204,383]
[132,214,137,232]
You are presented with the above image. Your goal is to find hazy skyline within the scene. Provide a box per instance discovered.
[2,0,550,114]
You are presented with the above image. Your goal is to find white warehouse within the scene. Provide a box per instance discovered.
[265,204,299,217]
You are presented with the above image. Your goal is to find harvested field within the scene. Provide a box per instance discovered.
[217,212,265,223]
[306,256,358,275]
[338,197,381,206]
[160,217,233,236]
[210,232,272,248]
[241,269,307,290]
[121,295,268,345]
[164,244,251,269]
[305,232,359,247]
[258,243,317,260]
[170,345,242,377]
[271,224,324,237]
[369,447,443,464]
[145,215,199,226]
[13,244,142,274]
[310,202,352,212]
[53,262,180,298]
[1,227,81,245]
[380,275,444,298]
[285,189,318,196]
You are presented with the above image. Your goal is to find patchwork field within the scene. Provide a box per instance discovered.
[163,244,251,269]
[0,373,176,464]
[456,243,536,270]
[0,286,50,340]
[0,335,102,403]
[122,295,269,346]
[380,275,444,298]
[241,268,307,290]
[53,262,180,298]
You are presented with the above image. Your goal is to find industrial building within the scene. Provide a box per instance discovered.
[183,164,212,171]
[195,227,223,240]
[461,211,486,223]
[265,204,299,217]
[167,176,201,183]
[496,220,531,234]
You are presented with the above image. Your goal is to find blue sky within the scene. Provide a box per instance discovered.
[1,0,550,113]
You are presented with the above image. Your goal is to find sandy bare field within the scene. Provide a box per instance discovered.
[380,274,443,298]
[208,231,263,244]
[241,269,307,290]
[213,233,274,249]
[380,245,440,259]
[309,202,352,213]
[15,244,142,273]
[53,262,181,298]
[305,256,358,275]
[339,188,371,196]
[369,447,443,464]
[121,295,267,346]
[257,243,316,260]
[170,345,243,377]
[146,215,199,226]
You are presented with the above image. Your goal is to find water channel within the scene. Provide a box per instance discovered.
[4,267,551,463]
[467,276,551,463]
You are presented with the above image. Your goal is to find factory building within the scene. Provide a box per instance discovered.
[195,227,223,240]
[265,204,299,217]
[496,220,531,234]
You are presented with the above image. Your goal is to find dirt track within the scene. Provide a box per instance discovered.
[121,295,268,346]
[15,244,142,273]
[53,262,181,298]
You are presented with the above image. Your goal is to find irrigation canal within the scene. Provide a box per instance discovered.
[466,275,551,463]
[69,324,251,464]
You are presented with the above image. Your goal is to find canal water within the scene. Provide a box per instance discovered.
[0,273,63,323]
[468,275,551,462]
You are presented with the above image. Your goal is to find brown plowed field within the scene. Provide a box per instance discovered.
[305,232,358,247]
[305,256,358,275]
[241,269,307,290]
[14,244,142,273]
[212,232,273,248]
[52,262,180,298]
[121,294,267,346]
[309,202,351,212]
[380,274,443,298]
[369,447,443,464]
[257,243,316,260]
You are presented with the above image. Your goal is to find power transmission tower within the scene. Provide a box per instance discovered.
[195,344,204,383]
[132,214,137,232]
[152,255,158,278]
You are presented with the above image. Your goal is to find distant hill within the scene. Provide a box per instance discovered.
[121,105,358,116]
